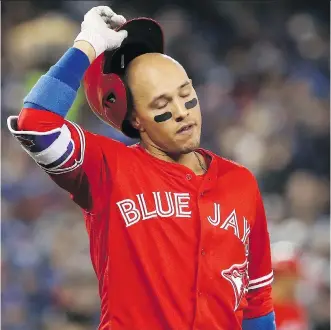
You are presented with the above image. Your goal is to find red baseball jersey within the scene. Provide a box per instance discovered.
[8,108,274,330]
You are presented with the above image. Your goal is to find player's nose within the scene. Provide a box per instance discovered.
[172,99,189,122]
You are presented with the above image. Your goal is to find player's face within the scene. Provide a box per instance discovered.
[129,55,202,155]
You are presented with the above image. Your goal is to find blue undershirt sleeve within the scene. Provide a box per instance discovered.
[242,312,276,330]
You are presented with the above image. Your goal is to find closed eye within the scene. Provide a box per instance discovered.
[179,85,192,98]
[156,102,168,109]
[180,91,191,98]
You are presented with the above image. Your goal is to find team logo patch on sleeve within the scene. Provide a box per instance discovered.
[15,130,62,152]
[221,260,249,311]
[16,136,36,149]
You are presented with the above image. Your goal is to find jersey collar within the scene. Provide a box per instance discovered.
[132,144,219,190]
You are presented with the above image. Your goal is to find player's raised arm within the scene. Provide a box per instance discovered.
[7,7,128,210]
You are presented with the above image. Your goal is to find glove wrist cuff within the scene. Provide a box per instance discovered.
[74,31,106,58]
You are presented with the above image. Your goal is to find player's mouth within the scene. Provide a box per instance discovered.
[176,122,196,135]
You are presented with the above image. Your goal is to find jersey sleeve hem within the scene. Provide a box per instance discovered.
[248,271,274,290]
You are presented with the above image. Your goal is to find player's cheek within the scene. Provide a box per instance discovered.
[150,119,171,141]
[195,107,202,125]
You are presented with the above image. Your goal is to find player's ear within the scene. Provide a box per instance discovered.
[130,111,145,133]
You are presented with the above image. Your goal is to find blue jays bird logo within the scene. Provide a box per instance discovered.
[16,136,35,149]
[221,260,249,311]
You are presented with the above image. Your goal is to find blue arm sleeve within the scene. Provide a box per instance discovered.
[23,47,90,117]
[242,312,276,330]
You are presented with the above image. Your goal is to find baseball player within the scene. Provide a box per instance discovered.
[7,6,275,330]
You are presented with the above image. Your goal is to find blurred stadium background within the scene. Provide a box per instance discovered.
[1,1,329,329]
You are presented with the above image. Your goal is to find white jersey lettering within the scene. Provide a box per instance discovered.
[207,203,221,226]
[117,199,141,227]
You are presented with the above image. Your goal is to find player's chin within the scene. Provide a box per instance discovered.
[178,137,200,154]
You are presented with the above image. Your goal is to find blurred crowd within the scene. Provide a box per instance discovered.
[1,1,329,330]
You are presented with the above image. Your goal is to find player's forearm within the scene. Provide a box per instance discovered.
[22,47,90,119]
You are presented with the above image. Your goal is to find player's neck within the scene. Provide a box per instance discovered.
[140,141,206,175]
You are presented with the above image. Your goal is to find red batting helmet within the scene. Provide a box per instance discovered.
[83,18,164,138]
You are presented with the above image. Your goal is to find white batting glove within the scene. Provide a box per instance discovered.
[75,6,128,57]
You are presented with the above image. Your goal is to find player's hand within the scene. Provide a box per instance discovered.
[74,6,128,58]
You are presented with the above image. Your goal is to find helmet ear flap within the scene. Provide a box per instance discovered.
[98,73,128,129]
[83,52,139,138]
[102,76,139,139]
